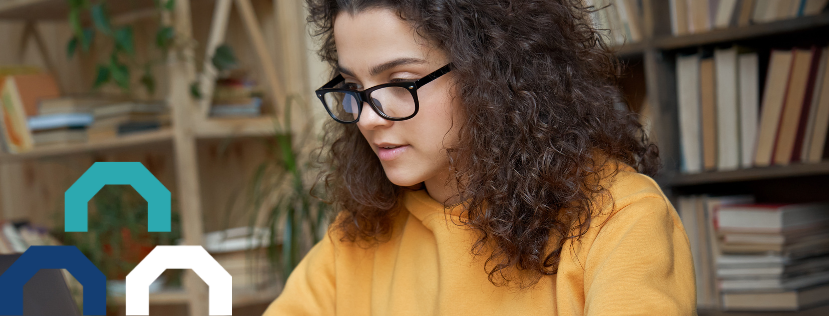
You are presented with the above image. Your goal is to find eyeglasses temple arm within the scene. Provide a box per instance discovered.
[414,64,452,87]
[320,75,345,89]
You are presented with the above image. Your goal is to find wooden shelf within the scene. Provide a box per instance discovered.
[654,12,829,50]
[108,287,280,307]
[0,116,281,162]
[0,0,156,20]
[194,117,278,139]
[664,161,829,187]
[0,128,173,162]
[613,41,648,58]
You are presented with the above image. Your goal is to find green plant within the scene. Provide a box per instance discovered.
[66,0,238,98]
[247,95,332,282]
[56,185,182,280]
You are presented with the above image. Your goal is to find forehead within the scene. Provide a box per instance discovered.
[333,8,437,74]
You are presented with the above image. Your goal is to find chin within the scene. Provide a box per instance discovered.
[382,167,425,187]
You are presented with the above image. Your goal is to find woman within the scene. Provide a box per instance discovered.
[264,0,695,315]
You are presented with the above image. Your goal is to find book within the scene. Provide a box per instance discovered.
[614,0,642,42]
[0,73,60,117]
[26,113,93,131]
[738,0,757,26]
[670,0,690,35]
[705,195,755,308]
[717,203,829,233]
[690,0,712,33]
[792,47,825,162]
[751,0,771,23]
[802,0,829,15]
[738,52,759,168]
[715,47,741,170]
[91,102,167,119]
[700,57,718,171]
[774,48,819,165]
[755,49,795,167]
[0,76,35,153]
[32,129,86,146]
[38,96,122,115]
[677,54,703,173]
[719,269,829,292]
[717,254,829,277]
[714,0,740,28]
[807,47,829,162]
[722,282,829,311]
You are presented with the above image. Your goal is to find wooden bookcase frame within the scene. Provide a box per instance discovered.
[0,0,309,315]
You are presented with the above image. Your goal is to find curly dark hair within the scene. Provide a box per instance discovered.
[309,0,659,286]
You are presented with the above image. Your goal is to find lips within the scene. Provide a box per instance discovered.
[375,143,409,161]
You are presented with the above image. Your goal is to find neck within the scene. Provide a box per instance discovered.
[423,171,461,206]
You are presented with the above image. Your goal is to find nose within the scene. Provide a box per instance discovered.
[356,100,393,130]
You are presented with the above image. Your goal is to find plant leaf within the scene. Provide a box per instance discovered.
[165,0,176,11]
[93,64,110,88]
[81,28,94,52]
[115,27,135,56]
[91,3,113,35]
[211,44,238,71]
[155,26,174,49]
[189,81,202,99]
[66,36,78,59]
[68,8,82,38]
[140,67,156,96]
[109,55,130,90]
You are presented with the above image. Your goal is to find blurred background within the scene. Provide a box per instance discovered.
[0,0,827,315]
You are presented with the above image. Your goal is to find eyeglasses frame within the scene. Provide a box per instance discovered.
[315,63,452,123]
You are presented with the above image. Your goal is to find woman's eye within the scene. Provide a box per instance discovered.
[390,78,415,83]
[343,82,361,90]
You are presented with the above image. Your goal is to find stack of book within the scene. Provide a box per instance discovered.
[584,0,645,46]
[669,0,828,36]
[676,45,829,173]
[86,102,169,142]
[678,196,829,311]
[203,227,278,290]
[210,78,262,117]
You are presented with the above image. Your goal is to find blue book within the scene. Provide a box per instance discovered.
[27,113,93,131]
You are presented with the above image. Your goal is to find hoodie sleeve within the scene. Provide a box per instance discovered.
[583,192,697,316]
[262,233,337,316]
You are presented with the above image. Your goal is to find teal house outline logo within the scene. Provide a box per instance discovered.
[65,162,171,232]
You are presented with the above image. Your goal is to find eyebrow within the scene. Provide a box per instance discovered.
[337,57,428,78]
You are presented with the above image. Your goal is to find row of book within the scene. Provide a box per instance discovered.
[0,68,170,153]
[677,196,829,311]
[676,46,829,173]
[670,0,828,36]
[584,0,645,46]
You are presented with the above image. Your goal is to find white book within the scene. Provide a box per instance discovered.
[715,47,741,170]
[718,203,829,232]
[714,0,740,28]
[720,269,829,292]
[738,52,760,168]
[677,54,703,173]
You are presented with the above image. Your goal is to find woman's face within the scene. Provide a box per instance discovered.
[333,8,461,190]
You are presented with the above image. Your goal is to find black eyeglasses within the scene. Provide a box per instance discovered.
[315,64,452,123]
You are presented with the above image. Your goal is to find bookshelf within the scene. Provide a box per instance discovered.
[0,0,316,315]
[629,0,829,315]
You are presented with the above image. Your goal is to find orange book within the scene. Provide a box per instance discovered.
[700,57,718,171]
[755,50,794,167]
[8,73,60,116]
[774,48,817,165]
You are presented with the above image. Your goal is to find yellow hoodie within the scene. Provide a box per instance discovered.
[263,165,696,315]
